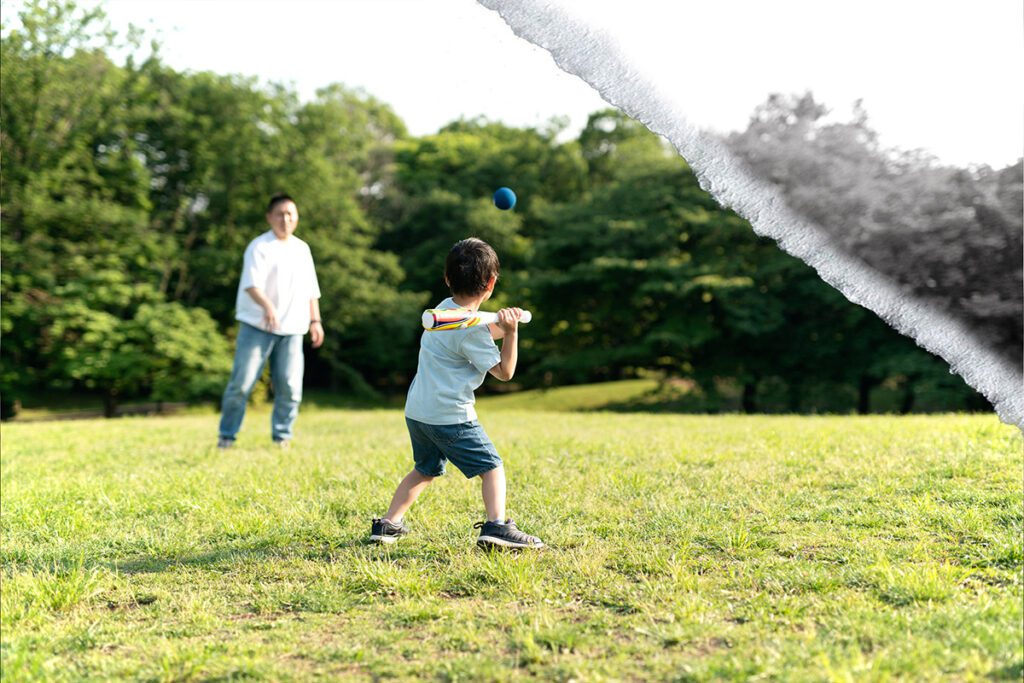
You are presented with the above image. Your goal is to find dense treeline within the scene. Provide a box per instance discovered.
[727,93,1022,371]
[1,1,1003,417]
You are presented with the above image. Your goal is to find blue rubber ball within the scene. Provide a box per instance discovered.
[493,187,517,210]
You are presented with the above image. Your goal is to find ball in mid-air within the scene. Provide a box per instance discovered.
[493,187,517,210]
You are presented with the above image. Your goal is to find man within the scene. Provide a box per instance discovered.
[217,193,324,448]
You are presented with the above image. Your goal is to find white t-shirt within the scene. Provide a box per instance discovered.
[235,230,321,336]
[405,298,502,425]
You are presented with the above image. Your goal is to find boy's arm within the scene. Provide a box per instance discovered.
[488,308,522,381]
[489,323,504,340]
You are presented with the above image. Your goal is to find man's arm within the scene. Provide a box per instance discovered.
[488,308,522,381]
[309,298,324,349]
[246,286,279,331]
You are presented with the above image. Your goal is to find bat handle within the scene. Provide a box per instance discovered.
[488,310,533,324]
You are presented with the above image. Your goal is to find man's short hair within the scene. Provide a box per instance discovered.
[267,193,296,213]
[445,238,500,297]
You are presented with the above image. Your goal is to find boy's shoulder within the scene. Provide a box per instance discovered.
[434,297,458,310]
[423,299,497,354]
[424,298,467,347]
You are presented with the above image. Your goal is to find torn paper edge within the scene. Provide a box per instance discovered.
[477,0,1023,429]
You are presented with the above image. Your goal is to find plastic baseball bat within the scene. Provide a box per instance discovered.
[421,308,533,331]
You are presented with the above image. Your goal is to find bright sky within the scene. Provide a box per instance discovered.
[51,1,1024,167]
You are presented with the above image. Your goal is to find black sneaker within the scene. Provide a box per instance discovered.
[474,519,544,549]
[370,518,410,544]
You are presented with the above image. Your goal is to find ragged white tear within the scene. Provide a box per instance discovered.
[477,0,1023,428]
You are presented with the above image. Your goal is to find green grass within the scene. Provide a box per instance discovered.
[1,407,1021,681]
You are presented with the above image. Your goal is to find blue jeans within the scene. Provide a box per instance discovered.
[219,323,304,442]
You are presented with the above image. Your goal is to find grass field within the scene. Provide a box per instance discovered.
[1,388,1021,681]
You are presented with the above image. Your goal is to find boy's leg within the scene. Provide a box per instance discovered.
[384,469,434,523]
[441,421,544,549]
[218,324,275,444]
[371,469,433,544]
[480,466,506,522]
[370,419,446,544]
[269,333,304,443]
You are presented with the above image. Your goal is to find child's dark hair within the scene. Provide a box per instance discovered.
[445,238,500,297]
[267,193,296,213]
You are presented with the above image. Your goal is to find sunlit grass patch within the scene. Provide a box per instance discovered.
[1,409,1020,680]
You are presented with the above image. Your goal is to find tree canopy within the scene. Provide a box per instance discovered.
[1,1,1001,418]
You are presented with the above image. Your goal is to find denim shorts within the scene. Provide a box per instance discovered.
[406,417,503,479]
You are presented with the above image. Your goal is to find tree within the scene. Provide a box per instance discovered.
[528,116,783,387]
[0,0,174,413]
[727,92,1021,371]
[368,119,587,379]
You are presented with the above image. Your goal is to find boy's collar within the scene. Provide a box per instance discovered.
[449,295,483,311]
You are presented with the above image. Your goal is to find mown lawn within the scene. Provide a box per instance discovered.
[1,401,1021,681]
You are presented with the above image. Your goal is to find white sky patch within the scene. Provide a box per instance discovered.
[51,0,1024,167]
[546,0,1024,168]
[70,0,607,138]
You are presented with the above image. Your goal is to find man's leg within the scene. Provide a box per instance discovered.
[218,324,275,443]
[269,333,304,443]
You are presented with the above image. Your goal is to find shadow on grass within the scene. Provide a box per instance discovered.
[108,536,392,574]
[110,546,287,574]
[988,660,1023,681]
[300,389,402,411]
[587,379,737,414]
[0,539,367,576]
[3,533,464,579]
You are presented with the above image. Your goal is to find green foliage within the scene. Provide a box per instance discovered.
[1,0,423,408]
[132,302,233,402]
[374,120,585,301]
[578,108,678,183]
[726,92,1022,369]
[36,266,231,412]
[0,1,994,416]
[0,1,165,411]
[526,126,789,386]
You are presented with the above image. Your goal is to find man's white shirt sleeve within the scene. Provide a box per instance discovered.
[239,241,265,291]
[307,245,321,299]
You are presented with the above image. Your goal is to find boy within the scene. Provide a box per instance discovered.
[370,238,544,549]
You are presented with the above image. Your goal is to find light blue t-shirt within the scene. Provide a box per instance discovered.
[405,298,502,425]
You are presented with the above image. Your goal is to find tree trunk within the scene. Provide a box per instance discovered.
[103,392,118,418]
[787,381,801,413]
[858,376,873,414]
[900,381,915,414]
[0,397,19,421]
[742,381,757,414]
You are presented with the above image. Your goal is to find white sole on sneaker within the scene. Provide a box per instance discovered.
[477,535,544,549]
[370,534,399,544]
